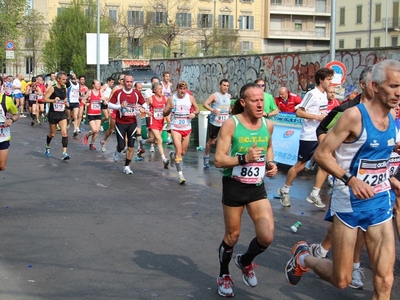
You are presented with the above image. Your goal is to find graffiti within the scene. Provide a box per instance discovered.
[149,48,400,102]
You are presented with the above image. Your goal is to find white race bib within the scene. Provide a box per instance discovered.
[53,100,65,112]
[357,158,390,193]
[232,154,266,184]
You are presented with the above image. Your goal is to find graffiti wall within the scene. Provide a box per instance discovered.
[150,48,400,102]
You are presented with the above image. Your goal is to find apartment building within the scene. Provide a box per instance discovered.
[265,0,332,53]
[335,0,400,49]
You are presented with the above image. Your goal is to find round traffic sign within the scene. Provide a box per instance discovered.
[325,61,346,87]
[4,40,16,51]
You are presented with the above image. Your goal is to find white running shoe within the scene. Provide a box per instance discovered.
[113,150,121,162]
[178,173,186,185]
[100,140,106,152]
[234,254,258,287]
[349,267,364,290]
[150,145,155,153]
[122,166,133,175]
[99,125,104,132]
[277,188,291,207]
[163,158,169,169]
[217,274,234,297]
[306,194,326,208]
[309,244,326,259]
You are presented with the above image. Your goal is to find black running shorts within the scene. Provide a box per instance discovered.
[222,176,267,207]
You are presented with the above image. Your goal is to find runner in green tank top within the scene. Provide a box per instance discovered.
[214,82,278,297]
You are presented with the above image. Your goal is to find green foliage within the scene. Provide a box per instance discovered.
[42,0,99,76]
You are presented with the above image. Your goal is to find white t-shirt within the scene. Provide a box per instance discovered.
[144,88,153,99]
[298,88,328,141]
[12,79,22,94]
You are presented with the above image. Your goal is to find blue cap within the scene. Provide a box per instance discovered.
[344,85,356,98]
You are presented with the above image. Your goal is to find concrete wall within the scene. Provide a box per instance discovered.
[150,47,400,102]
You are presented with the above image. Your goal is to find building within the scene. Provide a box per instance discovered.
[335,0,400,49]
[265,0,332,52]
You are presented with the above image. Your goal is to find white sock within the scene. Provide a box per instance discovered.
[178,171,183,176]
[311,187,320,197]
[353,262,360,269]
[319,244,329,257]
[281,184,290,194]
[162,155,166,160]
[299,253,309,268]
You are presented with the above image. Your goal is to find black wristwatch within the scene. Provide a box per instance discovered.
[340,172,354,185]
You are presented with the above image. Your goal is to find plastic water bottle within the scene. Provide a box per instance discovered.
[196,146,204,151]
[291,221,302,233]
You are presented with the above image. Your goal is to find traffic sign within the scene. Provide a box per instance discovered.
[325,61,346,87]
[5,50,14,59]
[4,40,16,51]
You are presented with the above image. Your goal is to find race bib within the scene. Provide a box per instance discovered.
[389,152,400,177]
[53,100,65,112]
[232,154,266,184]
[122,105,135,117]
[357,158,391,193]
[215,112,229,124]
[91,100,101,110]
[29,94,37,101]
[154,108,164,120]
[173,113,189,128]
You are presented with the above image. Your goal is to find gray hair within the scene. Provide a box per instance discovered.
[371,60,400,86]
[359,66,372,84]
[152,82,163,92]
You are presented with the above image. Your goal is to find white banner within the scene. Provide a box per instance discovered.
[86,33,109,65]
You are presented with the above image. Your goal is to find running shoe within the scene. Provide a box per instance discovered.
[89,144,96,151]
[309,243,326,259]
[285,241,309,286]
[306,194,326,208]
[19,114,26,118]
[121,147,128,155]
[217,274,234,297]
[349,267,365,290]
[73,131,78,138]
[36,119,41,125]
[100,140,106,152]
[61,152,70,161]
[150,145,155,153]
[83,134,89,145]
[163,158,169,169]
[99,125,104,132]
[169,151,175,167]
[123,165,133,175]
[44,143,51,157]
[137,148,145,157]
[203,155,210,168]
[167,137,173,145]
[277,188,291,207]
[77,128,82,133]
[179,173,186,185]
[234,254,258,287]
[31,121,35,126]
[134,157,143,161]
[113,150,121,162]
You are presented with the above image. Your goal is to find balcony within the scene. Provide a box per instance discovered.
[382,18,400,31]
[270,4,330,16]
[269,29,330,40]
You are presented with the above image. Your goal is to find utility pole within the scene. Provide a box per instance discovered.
[330,0,336,62]
[96,0,100,80]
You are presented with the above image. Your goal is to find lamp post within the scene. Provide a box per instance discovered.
[96,0,100,80]
[330,0,336,62]
[213,0,216,56]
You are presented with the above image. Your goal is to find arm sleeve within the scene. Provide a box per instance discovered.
[316,109,339,137]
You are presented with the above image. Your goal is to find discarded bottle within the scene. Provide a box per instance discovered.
[291,221,302,233]
[196,146,204,151]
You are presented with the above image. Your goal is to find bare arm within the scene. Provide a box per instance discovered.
[265,120,278,177]
[296,107,325,121]
[189,95,200,119]
[203,93,218,114]
[43,86,55,103]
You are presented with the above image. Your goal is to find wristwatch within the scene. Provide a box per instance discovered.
[340,172,353,185]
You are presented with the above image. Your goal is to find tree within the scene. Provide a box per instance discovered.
[42,0,99,76]
[0,0,28,74]
[21,9,46,76]
[144,0,196,58]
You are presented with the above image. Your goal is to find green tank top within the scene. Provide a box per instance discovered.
[223,115,271,185]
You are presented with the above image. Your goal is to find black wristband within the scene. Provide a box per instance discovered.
[11,118,15,123]
[238,154,247,165]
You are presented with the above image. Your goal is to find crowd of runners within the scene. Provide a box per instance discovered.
[1,60,400,299]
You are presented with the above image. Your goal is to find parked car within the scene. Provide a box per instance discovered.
[109,67,158,96]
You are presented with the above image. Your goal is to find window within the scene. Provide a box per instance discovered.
[127,37,142,56]
[374,37,380,47]
[239,16,254,30]
[25,57,33,74]
[294,20,302,31]
[339,7,345,25]
[109,9,117,24]
[153,12,167,25]
[315,26,326,37]
[128,11,144,26]
[240,0,254,2]
[219,15,233,29]
[392,36,398,46]
[295,0,303,6]
[375,3,381,22]
[57,7,66,15]
[25,37,34,48]
[356,5,362,23]
[338,39,344,49]
[241,41,253,52]
[270,17,282,30]
[271,0,282,4]
[393,2,399,27]
[198,14,212,28]
[176,13,192,28]
[355,38,361,48]
[315,0,326,12]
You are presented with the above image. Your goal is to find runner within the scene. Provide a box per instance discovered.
[161,71,173,145]
[108,75,145,174]
[100,77,114,132]
[66,74,81,137]
[163,81,200,184]
[285,60,400,300]
[76,75,89,133]
[203,79,231,168]
[214,82,278,297]
[82,80,107,150]
[12,74,26,117]
[26,77,38,126]
[139,82,169,168]
[43,71,71,161]
[0,90,19,171]
[35,76,46,124]
[144,77,160,153]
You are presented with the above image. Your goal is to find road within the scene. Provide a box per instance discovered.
[1,118,399,300]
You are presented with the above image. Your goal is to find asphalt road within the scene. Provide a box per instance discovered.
[1,118,399,300]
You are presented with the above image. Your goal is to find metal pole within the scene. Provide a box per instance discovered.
[213,0,216,56]
[96,0,100,80]
[385,0,389,46]
[330,0,336,61]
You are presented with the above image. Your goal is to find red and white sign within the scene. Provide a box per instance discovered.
[4,40,16,51]
[326,61,346,87]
